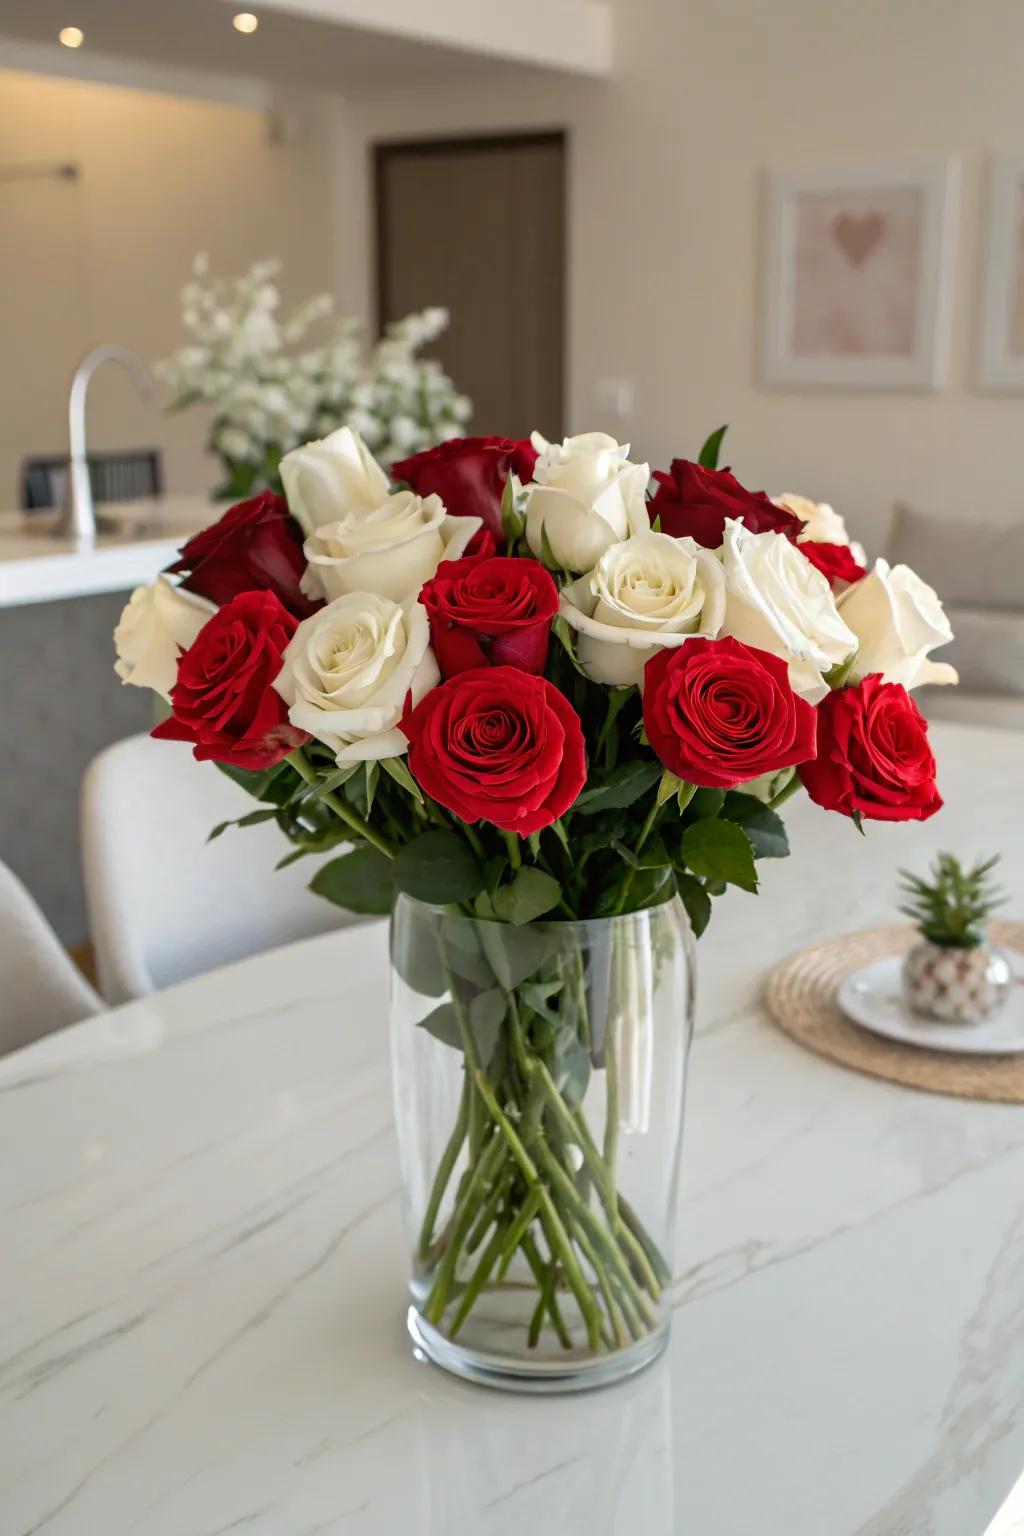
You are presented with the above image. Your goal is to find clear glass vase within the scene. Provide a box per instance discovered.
[389,893,695,1393]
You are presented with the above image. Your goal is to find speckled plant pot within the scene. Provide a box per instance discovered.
[902,938,1013,1024]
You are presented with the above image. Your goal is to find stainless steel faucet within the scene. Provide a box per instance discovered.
[64,345,154,542]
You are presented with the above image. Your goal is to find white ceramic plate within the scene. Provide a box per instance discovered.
[837,953,1024,1055]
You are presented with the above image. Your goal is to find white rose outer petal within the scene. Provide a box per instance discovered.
[838,557,958,691]
[274,591,439,764]
[720,519,857,704]
[113,576,216,700]
[279,424,390,537]
[559,532,726,686]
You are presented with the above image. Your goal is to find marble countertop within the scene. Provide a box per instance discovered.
[0,496,214,607]
[1,721,1022,1534]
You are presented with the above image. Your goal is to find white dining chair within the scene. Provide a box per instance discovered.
[0,858,101,1056]
[81,734,355,1005]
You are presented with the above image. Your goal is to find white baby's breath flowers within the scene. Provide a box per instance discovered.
[720,520,858,703]
[523,432,650,573]
[274,592,438,764]
[113,577,215,700]
[838,558,957,691]
[559,532,726,686]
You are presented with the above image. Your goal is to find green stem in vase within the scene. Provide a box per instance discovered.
[416,1078,469,1261]
[449,1221,509,1340]
[423,1130,505,1324]
[520,1230,573,1348]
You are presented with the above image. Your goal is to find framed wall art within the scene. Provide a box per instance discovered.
[979,155,1024,390]
[762,160,958,390]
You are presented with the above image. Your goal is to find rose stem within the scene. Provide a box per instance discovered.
[527,1266,558,1349]
[449,1222,509,1340]
[612,800,663,916]
[286,750,395,859]
[534,1142,656,1328]
[417,1079,469,1259]
[520,1232,573,1348]
[472,1070,604,1350]
[423,1130,504,1324]
[495,1186,543,1279]
[618,1197,673,1287]
[564,1209,624,1350]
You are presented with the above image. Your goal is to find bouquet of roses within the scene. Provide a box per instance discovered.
[114,425,956,1363]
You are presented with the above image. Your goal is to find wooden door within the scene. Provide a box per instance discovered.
[375,132,566,442]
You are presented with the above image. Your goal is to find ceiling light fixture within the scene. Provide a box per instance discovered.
[58,26,84,47]
[232,12,259,33]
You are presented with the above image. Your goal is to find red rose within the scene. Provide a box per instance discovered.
[419,556,558,677]
[798,540,867,590]
[402,666,586,834]
[392,436,538,539]
[643,636,817,789]
[152,590,308,770]
[648,461,803,549]
[463,525,499,562]
[800,674,942,823]
[167,491,320,619]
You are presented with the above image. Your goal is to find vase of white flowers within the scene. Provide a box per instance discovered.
[156,255,472,501]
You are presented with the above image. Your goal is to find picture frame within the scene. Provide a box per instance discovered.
[979,155,1024,390]
[761,160,959,391]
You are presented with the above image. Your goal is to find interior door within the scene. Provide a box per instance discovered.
[375,132,566,442]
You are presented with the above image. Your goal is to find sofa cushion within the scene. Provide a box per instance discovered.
[888,502,1024,612]
[939,603,1024,696]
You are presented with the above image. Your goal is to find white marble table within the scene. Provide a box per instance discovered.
[2,722,1023,1535]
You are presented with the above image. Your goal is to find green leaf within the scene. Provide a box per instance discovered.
[365,760,380,815]
[721,793,790,859]
[415,1001,462,1051]
[379,755,423,803]
[206,808,277,842]
[538,520,561,573]
[551,615,590,678]
[676,872,713,938]
[310,845,395,914]
[390,919,448,997]
[393,830,485,905]
[574,760,662,814]
[500,471,525,543]
[697,424,728,470]
[476,922,558,990]
[310,763,361,799]
[468,988,506,1065]
[656,768,681,808]
[824,648,859,691]
[680,818,758,893]
[687,787,725,821]
[491,867,562,925]
[215,759,297,806]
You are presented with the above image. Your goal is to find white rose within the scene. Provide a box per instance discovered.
[274,591,438,764]
[302,491,481,604]
[838,558,957,690]
[113,576,215,700]
[720,520,857,703]
[523,431,649,573]
[559,532,725,686]
[279,426,390,536]
[776,493,867,566]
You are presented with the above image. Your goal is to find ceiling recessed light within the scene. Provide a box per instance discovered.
[58,25,84,47]
[232,12,259,33]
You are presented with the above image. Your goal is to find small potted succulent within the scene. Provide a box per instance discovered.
[899,853,1011,1023]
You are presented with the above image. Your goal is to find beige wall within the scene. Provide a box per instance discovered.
[344,0,1024,552]
[0,69,336,506]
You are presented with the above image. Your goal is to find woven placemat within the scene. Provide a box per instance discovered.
[764,921,1024,1104]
